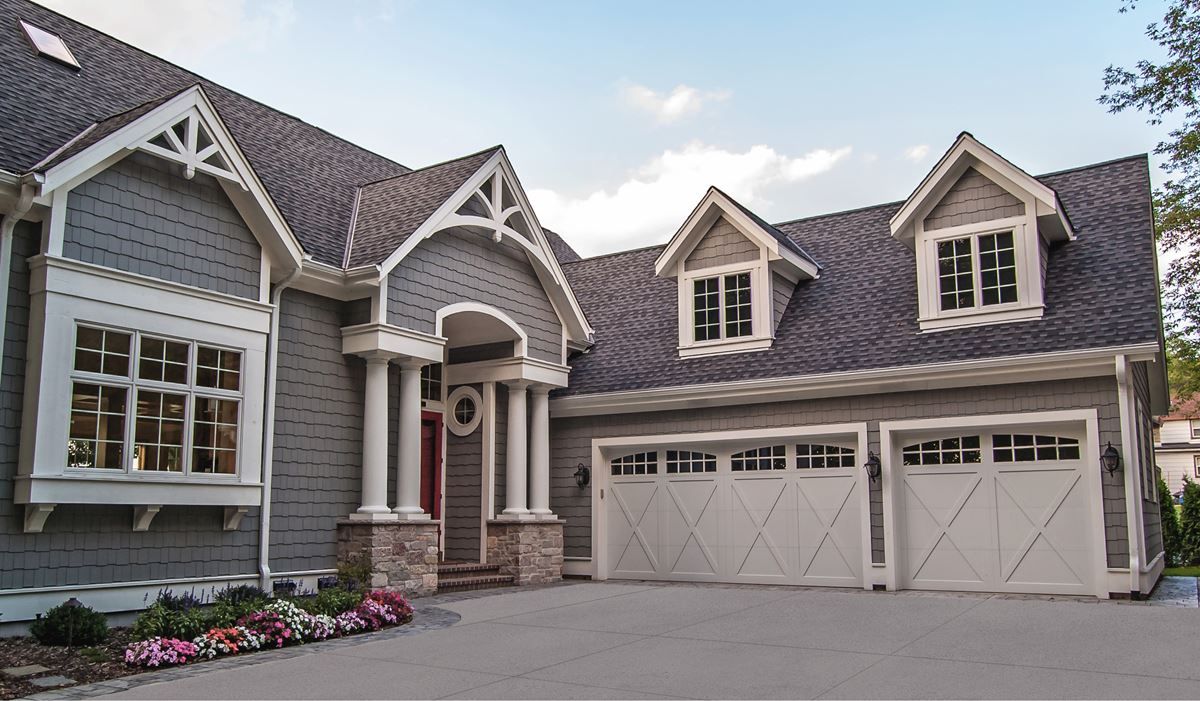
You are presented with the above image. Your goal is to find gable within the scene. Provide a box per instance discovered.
[923,167,1025,231]
[63,152,262,299]
[684,216,760,271]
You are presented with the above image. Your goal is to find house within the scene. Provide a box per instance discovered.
[0,0,1168,627]
[1154,396,1200,496]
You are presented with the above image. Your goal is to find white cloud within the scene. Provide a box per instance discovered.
[621,83,730,124]
[904,144,931,162]
[530,142,852,257]
[35,0,296,59]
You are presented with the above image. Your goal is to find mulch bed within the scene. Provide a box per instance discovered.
[0,628,136,700]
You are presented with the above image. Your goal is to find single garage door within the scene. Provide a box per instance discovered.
[605,439,864,587]
[896,428,1095,595]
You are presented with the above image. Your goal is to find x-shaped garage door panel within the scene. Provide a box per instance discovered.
[904,472,993,587]
[663,479,721,577]
[996,469,1088,588]
[795,475,861,583]
[609,481,659,576]
[730,478,791,581]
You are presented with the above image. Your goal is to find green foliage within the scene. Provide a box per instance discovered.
[30,601,108,647]
[1101,1,1200,341]
[131,601,211,641]
[1168,333,1200,404]
[207,584,269,627]
[1159,475,1184,566]
[1179,477,1200,564]
[297,587,363,617]
[214,584,268,607]
[79,646,109,663]
[337,557,372,592]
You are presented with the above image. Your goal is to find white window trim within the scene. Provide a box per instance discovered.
[676,257,774,358]
[446,385,483,436]
[915,207,1045,333]
[1191,419,1200,441]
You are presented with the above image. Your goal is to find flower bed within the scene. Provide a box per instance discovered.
[122,590,414,669]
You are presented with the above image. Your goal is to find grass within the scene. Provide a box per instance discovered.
[1163,565,1200,577]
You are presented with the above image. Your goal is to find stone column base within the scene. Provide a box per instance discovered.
[486,519,564,586]
[337,519,439,597]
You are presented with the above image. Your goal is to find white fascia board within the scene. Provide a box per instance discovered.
[34,86,304,271]
[340,322,445,363]
[550,343,1160,417]
[293,258,379,301]
[890,133,1071,245]
[14,475,262,507]
[445,356,570,388]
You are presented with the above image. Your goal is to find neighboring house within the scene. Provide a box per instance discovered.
[1154,396,1200,496]
[0,0,1168,626]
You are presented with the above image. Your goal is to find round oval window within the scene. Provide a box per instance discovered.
[454,396,476,426]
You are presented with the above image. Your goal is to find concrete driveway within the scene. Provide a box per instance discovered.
[94,581,1200,700]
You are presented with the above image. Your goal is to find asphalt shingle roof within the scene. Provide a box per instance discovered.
[558,156,1160,397]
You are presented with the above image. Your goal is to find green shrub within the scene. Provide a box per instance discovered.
[1180,478,1200,565]
[1159,476,1184,567]
[298,587,363,617]
[337,557,371,592]
[132,601,211,641]
[214,584,268,607]
[208,599,263,628]
[30,600,108,647]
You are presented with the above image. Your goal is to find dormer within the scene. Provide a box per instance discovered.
[890,133,1074,332]
[656,187,820,358]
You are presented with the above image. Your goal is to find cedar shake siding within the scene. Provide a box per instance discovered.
[683,216,759,271]
[923,166,1026,231]
[63,152,262,300]
[386,230,564,364]
[443,384,484,561]
[550,376,1130,567]
[267,290,365,575]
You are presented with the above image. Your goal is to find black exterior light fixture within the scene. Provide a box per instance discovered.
[64,596,82,647]
[574,463,591,489]
[864,452,882,482]
[1101,442,1122,475]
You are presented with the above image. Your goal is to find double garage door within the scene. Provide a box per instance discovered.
[605,437,866,587]
[602,422,1098,596]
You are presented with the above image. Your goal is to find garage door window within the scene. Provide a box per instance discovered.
[611,452,658,476]
[665,450,716,474]
[731,445,786,471]
[901,436,981,465]
[992,434,1080,462]
[796,444,855,469]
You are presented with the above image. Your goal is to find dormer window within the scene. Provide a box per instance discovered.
[693,272,752,341]
[890,133,1075,332]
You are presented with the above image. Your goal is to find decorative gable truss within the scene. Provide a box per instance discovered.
[29,84,304,289]
[375,149,594,350]
[890,133,1074,332]
[655,187,820,358]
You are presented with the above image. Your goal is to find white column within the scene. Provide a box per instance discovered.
[394,361,428,519]
[502,380,532,519]
[354,356,394,519]
[528,385,553,518]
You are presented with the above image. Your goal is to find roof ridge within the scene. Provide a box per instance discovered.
[566,242,667,264]
[24,0,411,173]
[357,145,502,189]
[1035,153,1148,179]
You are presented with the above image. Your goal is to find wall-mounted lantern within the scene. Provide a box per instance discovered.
[574,463,591,489]
[1101,442,1122,475]
[864,452,882,482]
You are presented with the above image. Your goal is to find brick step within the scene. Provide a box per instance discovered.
[437,573,515,593]
[438,562,502,575]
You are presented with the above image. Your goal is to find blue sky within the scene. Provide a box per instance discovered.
[41,0,1172,257]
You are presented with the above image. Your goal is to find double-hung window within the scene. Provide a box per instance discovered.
[68,324,243,477]
[936,230,1018,312]
[692,272,752,342]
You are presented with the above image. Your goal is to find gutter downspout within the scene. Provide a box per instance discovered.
[258,261,303,591]
[0,176,39,386]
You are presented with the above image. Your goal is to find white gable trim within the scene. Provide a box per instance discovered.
[654,187,819,280]
[435,301,529,358]
[30,85,304,273]
[374,149,593,344]
[889,133,1074,247]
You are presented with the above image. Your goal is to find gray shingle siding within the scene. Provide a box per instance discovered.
[550,376,1129,565]
[683,217,759,271]
[387,230,563,363]
[444,384,483,561]
[1,220,258,589]
[267,289,364,574]
[63,152,262,300]
[923,166,1026,231]
[1133,361,1164,560]
[494,382,508,515]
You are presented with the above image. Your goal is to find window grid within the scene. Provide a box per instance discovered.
[723,273,753,338]
[937,237,975,311]
[66,324,243,478]
[902,436,982,466]
[978,231,1018,306]
[796,444,855,469]
[993,434,1081,462]
[693,272,753,343]
[1194,455,1200,479]
[421,363,442,403]
[1192,419,1200,441]
[453,396,476,426]
[611,452,658,476]
[693,277,721,342]
[665,450,717,474]
[731,445,787,471]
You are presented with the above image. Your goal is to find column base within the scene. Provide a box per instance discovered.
[346,511,399,522]
[337,519,439,597]
[529,510,556,521]
[392,509,434,521]
[497,510,537,521]
[486,519,564,586]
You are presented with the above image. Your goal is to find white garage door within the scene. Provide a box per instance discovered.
[605,440,864,587]
[897,429,1095,595]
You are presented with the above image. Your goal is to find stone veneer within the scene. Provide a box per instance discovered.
[486,520,564,585]
[336,520,439,597]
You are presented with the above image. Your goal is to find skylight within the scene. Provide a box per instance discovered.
[19,19,80,69]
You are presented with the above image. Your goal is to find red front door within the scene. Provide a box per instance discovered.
[420,411,443,521]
